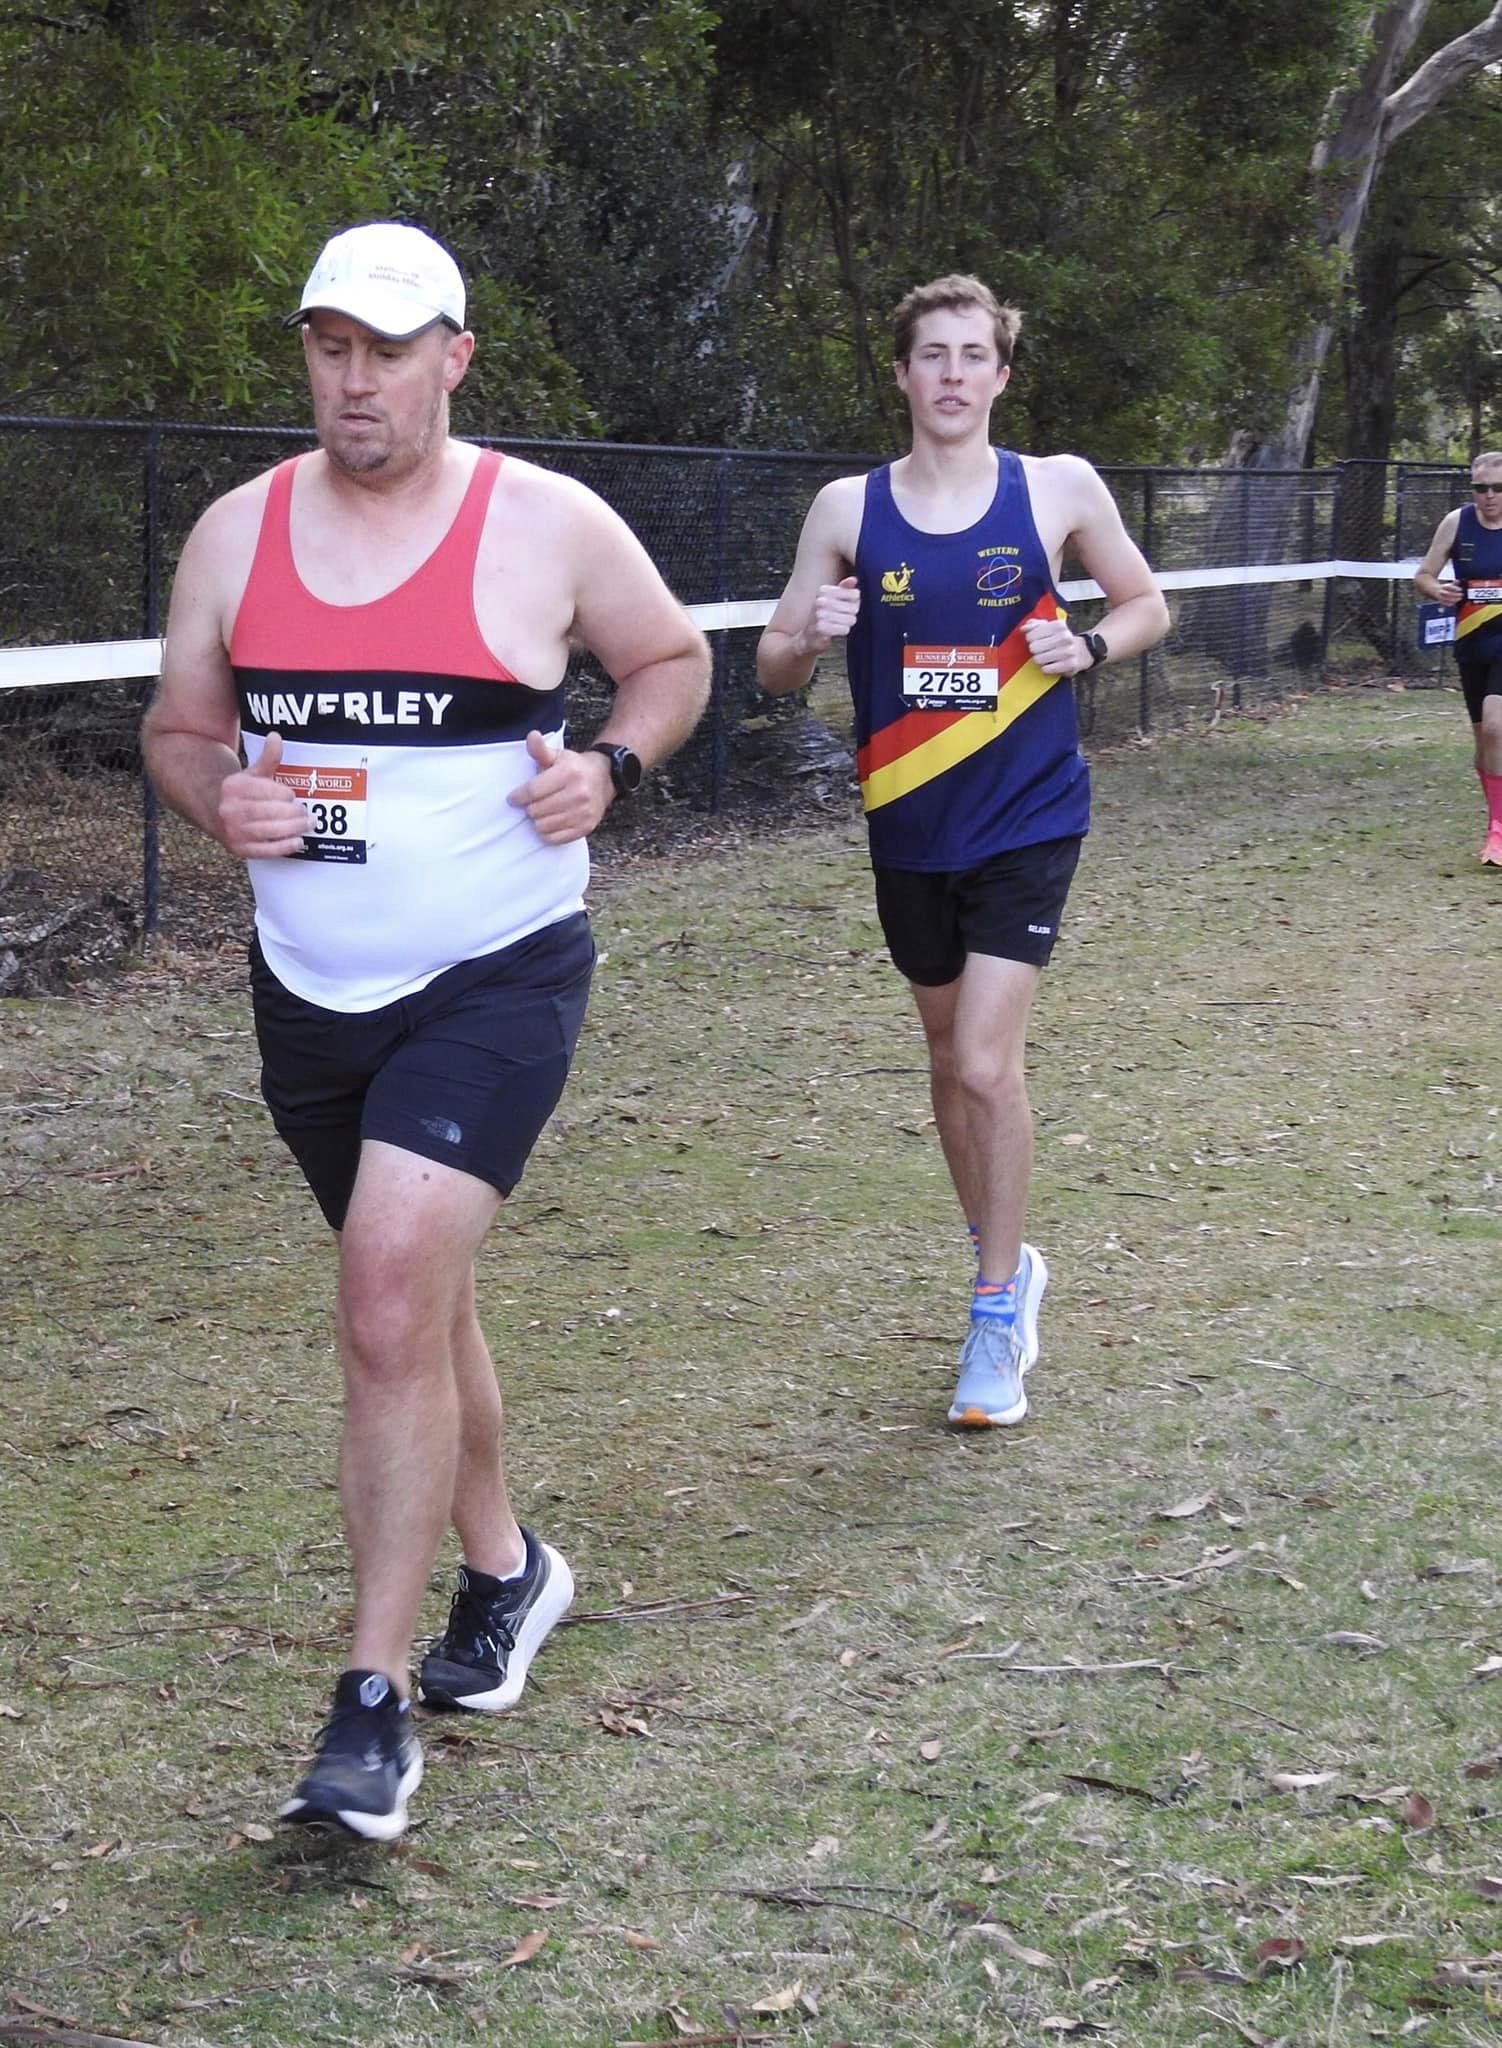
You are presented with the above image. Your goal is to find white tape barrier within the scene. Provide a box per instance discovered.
[0,559,1429,692]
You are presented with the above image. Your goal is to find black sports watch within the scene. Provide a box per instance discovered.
[1079,631,1109,669]
[588,741,643,797]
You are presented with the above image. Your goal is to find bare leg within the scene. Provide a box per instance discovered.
[448,1267,525,1578]
[1477,696,1502,776]
[335,1140,502,1689]
[911,953,1042,1283]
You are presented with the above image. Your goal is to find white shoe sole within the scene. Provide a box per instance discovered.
[1015,1242,1048,1373]
[280,1747,424,1843]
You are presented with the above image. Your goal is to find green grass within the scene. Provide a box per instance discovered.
[3,684,1502,2047]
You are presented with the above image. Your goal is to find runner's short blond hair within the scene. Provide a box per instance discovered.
[892,276,1022,366]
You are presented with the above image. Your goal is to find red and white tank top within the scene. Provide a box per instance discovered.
[229,448,586,1011]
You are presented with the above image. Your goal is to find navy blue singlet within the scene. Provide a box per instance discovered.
[1453,503,1502,663]
[847,450,1089,871]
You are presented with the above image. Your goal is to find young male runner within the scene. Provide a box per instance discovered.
[757,275,1167,1428]
[1414,450,1502,864]
[143,223,708,1839]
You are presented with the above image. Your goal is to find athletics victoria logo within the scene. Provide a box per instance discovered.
[879,563,915,604]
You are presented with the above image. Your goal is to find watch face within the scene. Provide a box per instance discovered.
[615,747,643,792]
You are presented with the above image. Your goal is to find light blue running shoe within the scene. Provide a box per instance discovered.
[947,1242,1049,1427]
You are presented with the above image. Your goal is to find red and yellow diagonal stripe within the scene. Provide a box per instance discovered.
[857,595,1064,814]
[1457,601,1502,640]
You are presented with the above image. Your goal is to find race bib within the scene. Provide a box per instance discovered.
[901,644,1000,711]
[1468,582,1502,604]
[274,761,369,865]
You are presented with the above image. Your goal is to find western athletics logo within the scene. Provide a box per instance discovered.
[977,559,1022,596]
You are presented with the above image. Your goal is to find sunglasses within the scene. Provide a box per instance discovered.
[1474,482,1502,494]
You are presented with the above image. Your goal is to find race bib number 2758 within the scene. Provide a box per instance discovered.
[901,644,1000,711]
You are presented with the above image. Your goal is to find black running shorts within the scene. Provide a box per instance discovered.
[1458,652,1502,724]
[872,836,1083,985]
[250,912,595,1230]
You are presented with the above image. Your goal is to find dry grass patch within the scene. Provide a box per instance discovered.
[3,686,1501,2047]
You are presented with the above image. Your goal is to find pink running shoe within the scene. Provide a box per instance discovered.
[1481,830,1502,867]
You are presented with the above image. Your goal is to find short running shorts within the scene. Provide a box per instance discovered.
[872,835,1084,985]
[1458,651,1502,724]
[249,911,595,1230]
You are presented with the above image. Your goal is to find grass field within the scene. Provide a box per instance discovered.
[3,684,1501,2048]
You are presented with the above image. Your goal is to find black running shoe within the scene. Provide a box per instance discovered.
[418,1528,574,1713]
[279,1669,423,1842]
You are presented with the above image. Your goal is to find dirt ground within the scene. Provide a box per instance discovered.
[3,684,1501,2048]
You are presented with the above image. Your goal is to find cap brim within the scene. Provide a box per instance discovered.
[285,292,454,340]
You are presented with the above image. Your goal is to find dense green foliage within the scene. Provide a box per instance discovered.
[1,0,1498,456]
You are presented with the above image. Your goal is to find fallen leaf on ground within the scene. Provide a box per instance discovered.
[1471,1876,1502,1902]
[1332,1932,1407,1949]
[624,1930,661,1951]
[749,1981,801,2015]
[1201,2014,1278,2048]
[501,1929,547,1968]
[919,1739,943,1763]
[1157,1493,1216,1519]
[1268,1770,1338,1792]
[598,1707,652,1738]
[1253,1935,1305,1974]
[964,1924,1055,1968]
[1399,1792,1436,1830]
[1322,1631,1388,1654]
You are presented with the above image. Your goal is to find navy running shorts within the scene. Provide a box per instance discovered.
[872,836,1083,985]
[1458,652,1502,724]
[249,911,595,1230]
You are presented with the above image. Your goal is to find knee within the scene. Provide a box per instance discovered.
[337,1255,448,1385]
[955,1043,1027,1111]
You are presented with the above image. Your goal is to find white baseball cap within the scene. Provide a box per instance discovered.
[287,223,466,339]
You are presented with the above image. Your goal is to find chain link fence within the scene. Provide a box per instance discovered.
[0,415,1471,972]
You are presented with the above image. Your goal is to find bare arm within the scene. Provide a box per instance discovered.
[142,495,307,859]
[756,477,864,696]
[1022,457,1170,677]
[508,489,710,844]
[1414,509,1462,604]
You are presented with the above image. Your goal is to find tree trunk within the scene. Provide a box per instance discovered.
[1336,226,1404,658]
[1182,3,1502,678]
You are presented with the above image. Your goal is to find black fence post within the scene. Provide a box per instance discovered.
[141,424,162,939]
[1319,461,1341,670]
[1139,470,1155,733]
[708,453,731,812]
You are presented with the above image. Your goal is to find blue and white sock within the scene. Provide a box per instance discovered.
[971,1273,1018,1326]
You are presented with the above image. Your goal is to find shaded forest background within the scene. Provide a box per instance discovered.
[3,0,1501,468]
